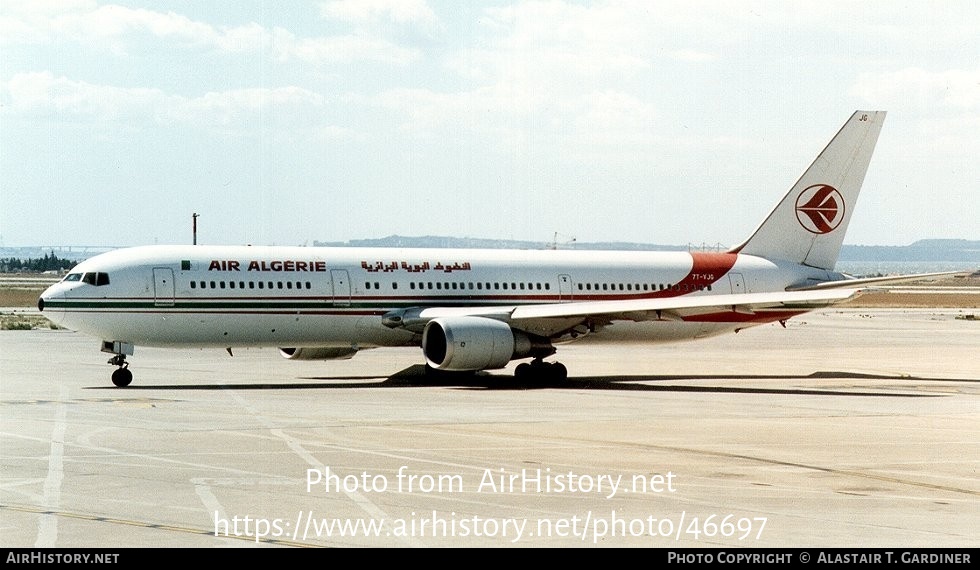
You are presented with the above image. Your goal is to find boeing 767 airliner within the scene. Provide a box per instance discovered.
[38,111,948,387]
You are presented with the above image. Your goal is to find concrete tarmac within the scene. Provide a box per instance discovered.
[1,308,977,548]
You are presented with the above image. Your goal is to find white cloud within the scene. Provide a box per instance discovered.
[74,5,216,44]
[3,71,168,119]
[0,2,417,65]
[0,0,94,44]
[478,1,651,79]
[2,72,325,127]
[852,68,980,110]
[371,83,657,157]
[171,86,326,127]
[0,2,242,50]
[320,0,439,26]
[564,90,658,146]
[271,28,419,65]
[314,124,365,142]
[381,2,663,152]
[669,49,716,63]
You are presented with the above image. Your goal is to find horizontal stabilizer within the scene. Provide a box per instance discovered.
[787,271,969,291]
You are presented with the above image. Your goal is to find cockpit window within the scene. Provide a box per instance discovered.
[64,273,82,282]
[78,272,110,286]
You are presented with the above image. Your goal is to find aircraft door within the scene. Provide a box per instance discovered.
[331,269,351,307]
[153,268,175,307]
[728,272,746,294]
[558,274,573,302]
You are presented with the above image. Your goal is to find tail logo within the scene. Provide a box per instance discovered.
[795,184,844,234]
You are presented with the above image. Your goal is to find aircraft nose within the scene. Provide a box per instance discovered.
[38,284,63,313]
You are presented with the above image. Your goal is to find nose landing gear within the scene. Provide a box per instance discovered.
[102,341,136,387]
[108,354,133,387]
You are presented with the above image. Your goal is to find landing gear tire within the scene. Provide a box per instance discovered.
[514,360,568,382]
[550,362,568,382]
[108,353,132,387]
[111,367,133,387]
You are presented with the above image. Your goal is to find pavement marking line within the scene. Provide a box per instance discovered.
[35,386,68,547]
[192,479,245,549]
[2,503,312,547]
[273,428,422,546]
[192,479,227,523]
[223,388,419,546]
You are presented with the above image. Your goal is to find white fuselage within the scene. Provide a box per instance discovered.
[39,245,835,350]
[34,112,886,386]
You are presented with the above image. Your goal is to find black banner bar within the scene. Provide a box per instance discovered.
[1,548,976,563]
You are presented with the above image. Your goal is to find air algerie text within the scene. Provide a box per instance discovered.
[208,260,327,272]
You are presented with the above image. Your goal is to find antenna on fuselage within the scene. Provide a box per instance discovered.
[192,213,200,245]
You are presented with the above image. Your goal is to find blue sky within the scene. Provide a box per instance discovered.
[1,1,977,248]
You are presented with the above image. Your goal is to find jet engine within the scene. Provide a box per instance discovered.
[278,347,358,360]
[422,317,548,371]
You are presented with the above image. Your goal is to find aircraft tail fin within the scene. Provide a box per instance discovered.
[731,111,886,270]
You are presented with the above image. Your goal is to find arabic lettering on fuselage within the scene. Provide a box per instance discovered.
[360,261,472,273]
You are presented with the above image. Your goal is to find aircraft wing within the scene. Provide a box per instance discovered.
[509,289,858,320]
[414,289,860,328]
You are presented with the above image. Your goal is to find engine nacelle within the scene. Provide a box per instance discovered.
[279,347,358,360]
[422,317,536,371]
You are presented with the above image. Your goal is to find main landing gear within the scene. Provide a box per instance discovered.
[514,359,568,382]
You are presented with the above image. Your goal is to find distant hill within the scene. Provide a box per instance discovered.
[315,236,980,262]
[0,246,114,262]
[839,239,980,262]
